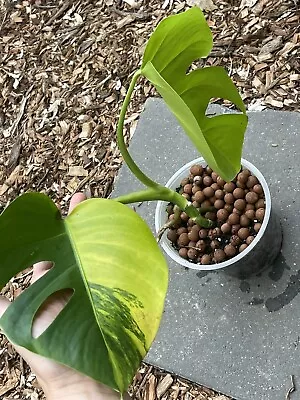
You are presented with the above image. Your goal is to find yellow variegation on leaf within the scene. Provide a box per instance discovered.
[0,193,168,393]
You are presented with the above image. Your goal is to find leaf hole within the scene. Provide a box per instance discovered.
[0,261,55,320]
[205,110,217,118]
[31,260,54,284]
[31,288,74,339]
[1,261,53,302]
[206,98,239,115]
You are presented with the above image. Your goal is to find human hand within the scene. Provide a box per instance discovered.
[0,193,123,400]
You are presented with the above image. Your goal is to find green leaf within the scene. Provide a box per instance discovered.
[0,193,168,393]
[141,7,248,181]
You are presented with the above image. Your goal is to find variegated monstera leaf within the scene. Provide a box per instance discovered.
[0,193,168,394]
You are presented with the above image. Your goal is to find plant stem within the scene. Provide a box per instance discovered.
[114,188,184,206]
[117,70,159,190]
[114,188,213,228]
[116,69,213,228]
[157,205,181,242]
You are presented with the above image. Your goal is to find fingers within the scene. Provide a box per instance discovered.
[0,296,10,319]
[32,261,53,284]
[68,192,86,214]
[32,288,73,339]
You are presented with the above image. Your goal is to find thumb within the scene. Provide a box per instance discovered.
[0,296,10,319]
[68,192,87,214]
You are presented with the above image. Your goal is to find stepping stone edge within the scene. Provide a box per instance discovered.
[113,98,300,400]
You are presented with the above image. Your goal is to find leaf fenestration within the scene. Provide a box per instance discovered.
[141,7,248,181]
[0,193,168,393]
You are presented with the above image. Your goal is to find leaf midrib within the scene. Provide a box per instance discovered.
[63,220,120,390]
[142,61,214,160]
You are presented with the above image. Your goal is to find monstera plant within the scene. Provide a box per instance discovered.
[0,7,247,396]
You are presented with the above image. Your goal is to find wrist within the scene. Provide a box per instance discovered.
[41,374,124,400]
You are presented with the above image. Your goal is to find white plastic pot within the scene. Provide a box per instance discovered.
[155,157,282,278]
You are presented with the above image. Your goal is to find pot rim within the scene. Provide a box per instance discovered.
[154,157,271,271]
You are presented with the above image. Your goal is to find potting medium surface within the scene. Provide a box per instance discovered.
[112,98,300,400]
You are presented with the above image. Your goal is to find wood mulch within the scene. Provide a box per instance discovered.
[0,0,299,398]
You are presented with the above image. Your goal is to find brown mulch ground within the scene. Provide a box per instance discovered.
[0,0,299,398]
